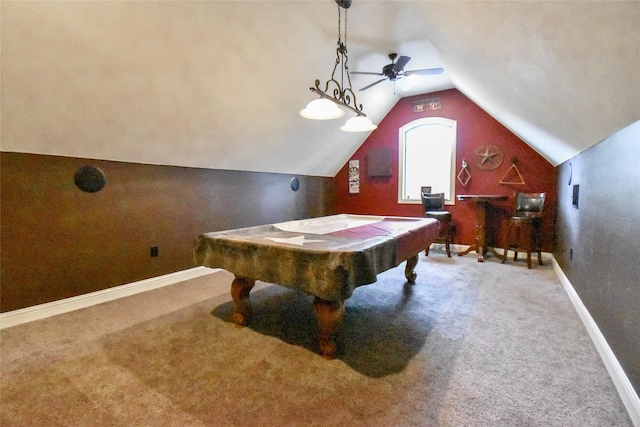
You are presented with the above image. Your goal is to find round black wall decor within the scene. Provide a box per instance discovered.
[74,166,106,193]
[290,177,300,191]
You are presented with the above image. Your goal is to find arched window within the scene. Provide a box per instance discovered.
[398,117,457,204]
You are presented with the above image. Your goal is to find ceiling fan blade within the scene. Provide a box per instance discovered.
[351,71,385,76]
[359,78,387,91]
[393,56,411,72]
[403,67,445,76]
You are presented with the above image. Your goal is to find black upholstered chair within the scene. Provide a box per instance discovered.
[502,192,546,268]
[421,191,453,257]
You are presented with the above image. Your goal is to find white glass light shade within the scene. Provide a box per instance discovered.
[395,78,412,92]
[299,98,345,120]
[340,115,378,132]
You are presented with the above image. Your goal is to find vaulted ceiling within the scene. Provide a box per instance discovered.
[2,1,639,177]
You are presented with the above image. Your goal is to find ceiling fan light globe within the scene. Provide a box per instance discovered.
[300,98,345,120]
[396,78,412,92]
[340,116,378,132]
[404,74,421,86]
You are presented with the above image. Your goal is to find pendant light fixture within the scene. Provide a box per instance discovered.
[299,0,377,132]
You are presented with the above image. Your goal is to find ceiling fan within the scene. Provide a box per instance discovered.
[351,53,444,92]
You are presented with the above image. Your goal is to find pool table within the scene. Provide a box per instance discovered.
[194,214,440,359]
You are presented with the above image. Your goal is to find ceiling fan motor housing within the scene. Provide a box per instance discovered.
[352,52,443,91]
[383,64,399,80]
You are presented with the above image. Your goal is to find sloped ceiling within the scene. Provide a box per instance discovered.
[2,1,639,177]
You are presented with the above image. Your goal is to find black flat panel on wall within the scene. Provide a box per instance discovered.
[367,148,392,177]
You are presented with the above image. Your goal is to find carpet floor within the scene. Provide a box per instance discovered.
[1,250,633,426]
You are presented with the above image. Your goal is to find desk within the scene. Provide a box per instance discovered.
[194,214,439,359]
[457,195,509,262]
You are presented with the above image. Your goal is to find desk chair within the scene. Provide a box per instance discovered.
[502,192,546,268]
[421,192,453,257]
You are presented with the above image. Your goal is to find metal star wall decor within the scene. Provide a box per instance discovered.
[474,144,504,170]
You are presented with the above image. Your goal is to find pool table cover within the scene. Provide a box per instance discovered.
[194,214,440,301]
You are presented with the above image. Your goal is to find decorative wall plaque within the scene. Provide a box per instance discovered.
[348,160,360,194]
[474,144,504,170]
[413,97,442,112]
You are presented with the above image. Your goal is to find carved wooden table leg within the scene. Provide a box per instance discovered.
[404,254,419,283]
[312,297,345,360]
[230,276,255,326]
[458,200,489,262]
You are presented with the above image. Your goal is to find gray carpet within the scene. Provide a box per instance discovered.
[1,250,633,426]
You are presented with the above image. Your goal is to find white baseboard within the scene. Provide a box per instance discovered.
[552,257,640,427]
[0,267,220,330]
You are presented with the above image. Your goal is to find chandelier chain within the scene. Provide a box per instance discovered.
[337,3,341,45]
[337,4,347,47]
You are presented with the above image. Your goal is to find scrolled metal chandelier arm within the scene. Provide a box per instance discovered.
[310,42,366,117]
[308,1,366,117]
[301,0,376,131]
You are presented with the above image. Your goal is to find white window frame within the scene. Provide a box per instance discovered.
[397,117,457,205]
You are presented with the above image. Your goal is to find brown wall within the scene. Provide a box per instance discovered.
[1,152,334,312]
[555,120,640,394]
[334,89,557,252]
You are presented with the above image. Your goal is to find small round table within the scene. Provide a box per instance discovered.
[457,194,509,262]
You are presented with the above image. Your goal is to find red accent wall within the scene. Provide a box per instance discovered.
[334,89,557,252]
